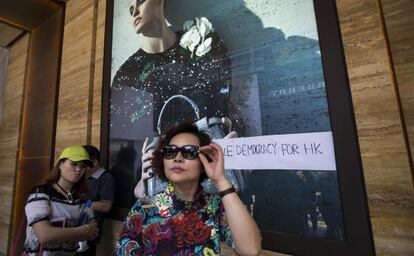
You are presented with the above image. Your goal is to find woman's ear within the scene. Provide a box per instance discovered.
[93,159,99,167]
[58,160,64,171]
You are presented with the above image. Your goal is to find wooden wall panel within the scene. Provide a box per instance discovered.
[55,0,95,151]
[6,9,65,255]
[382,0,414,172]
[91,0,106,147]
[0,33,28,254]
[336,0,414,255]
[93,0,117,252]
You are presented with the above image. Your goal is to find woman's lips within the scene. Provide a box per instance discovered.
[170,166,185,173]
[134,17,141,26]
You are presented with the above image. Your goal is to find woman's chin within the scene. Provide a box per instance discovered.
[166,175,197,186]
[69,175,81,183]
[166,175,184,184]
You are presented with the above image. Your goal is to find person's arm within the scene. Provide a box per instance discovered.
[32,219,98,244]
[200,143,261,256]
[134,138,154,199]
[91,201,112,213]
[92,172,116,213]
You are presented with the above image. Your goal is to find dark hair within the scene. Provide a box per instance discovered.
[45,159,89,201]
[152,121,211,184]
[83,145,100,162]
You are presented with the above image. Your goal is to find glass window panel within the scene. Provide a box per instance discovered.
[108,0,345,241]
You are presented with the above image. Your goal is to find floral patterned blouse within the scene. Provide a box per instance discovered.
[115,182,234,255]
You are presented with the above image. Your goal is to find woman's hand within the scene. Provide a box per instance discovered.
[199,143,226,185]
[222,117,238,138]
[141,137,155,180]
[134,137,155,198]
[84,219,99,240]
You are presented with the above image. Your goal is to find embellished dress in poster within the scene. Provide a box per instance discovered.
[110,32,232,135]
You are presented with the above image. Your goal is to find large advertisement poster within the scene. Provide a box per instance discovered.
[107,0,345,242]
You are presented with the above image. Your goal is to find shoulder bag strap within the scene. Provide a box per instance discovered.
[156,94,201,134]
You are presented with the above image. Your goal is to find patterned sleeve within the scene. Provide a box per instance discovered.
[218,201,235,249]
[25,187,51,226]
[115,200,144,256]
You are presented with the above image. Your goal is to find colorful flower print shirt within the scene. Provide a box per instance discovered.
[115,182,235,256]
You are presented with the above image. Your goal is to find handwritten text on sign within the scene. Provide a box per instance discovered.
[214,131,336,171]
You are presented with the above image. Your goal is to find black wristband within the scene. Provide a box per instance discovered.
[219,187,236,198]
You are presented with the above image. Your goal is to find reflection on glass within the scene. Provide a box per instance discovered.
[108,0,345,241]
[243,170,344,240]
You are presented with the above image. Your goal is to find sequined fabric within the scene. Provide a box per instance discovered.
[110,32,232,132]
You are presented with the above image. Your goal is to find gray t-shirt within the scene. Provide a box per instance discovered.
[87,168,115,242]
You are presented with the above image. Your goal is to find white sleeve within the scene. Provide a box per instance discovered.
[25,191,51,226]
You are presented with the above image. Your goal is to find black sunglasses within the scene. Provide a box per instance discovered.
[162,145,200,160]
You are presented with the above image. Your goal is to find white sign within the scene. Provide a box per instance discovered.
[214,131,337,171]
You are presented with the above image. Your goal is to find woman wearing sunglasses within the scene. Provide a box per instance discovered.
[23,146,99,255]
[116,122,261,255]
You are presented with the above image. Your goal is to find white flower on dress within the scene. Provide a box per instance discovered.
[180,17,214,58]
[196,37,212,57]
[179,26,201,53]
[196,17,213,39]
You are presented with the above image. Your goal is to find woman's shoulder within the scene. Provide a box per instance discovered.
[204,193,224,213]
[136,195,162,211]
[126,198,159,222]
[26,183,55,205]
[29,183,54,196]
[114,50,148,73]
[112,49,157,87]
[139,191,172,211]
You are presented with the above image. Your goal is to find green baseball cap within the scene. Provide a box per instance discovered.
[59,145,94,167]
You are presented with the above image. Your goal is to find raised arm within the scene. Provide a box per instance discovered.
[134,137,155,199]
[199,143,261,256]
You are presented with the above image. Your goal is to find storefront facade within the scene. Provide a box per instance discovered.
[0,0,413,255]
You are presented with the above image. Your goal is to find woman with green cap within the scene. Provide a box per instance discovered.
[23,145,99,256]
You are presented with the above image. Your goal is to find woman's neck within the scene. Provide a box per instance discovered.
[141,22,177,54]
[56,178,74,193]
[173,182,199,202]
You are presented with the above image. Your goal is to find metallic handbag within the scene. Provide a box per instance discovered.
[145,94,244,196]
